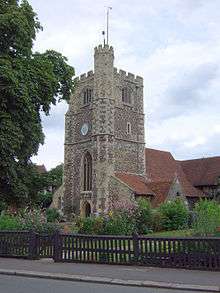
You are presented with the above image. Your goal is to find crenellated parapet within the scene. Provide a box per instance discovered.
[74,70,94,83]
[114,67,143,85]
[94,44,114,55]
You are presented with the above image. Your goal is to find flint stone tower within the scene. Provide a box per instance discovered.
[63,44,145,217]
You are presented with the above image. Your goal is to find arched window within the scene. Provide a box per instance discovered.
[83,152,92,191]
[83,88,93,105]
[122,87,132,104]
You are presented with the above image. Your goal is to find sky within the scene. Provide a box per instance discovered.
[30,0,220,170]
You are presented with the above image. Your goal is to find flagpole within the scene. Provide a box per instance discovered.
[106,7,112,45]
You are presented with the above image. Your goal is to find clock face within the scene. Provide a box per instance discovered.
[81,123,89,136]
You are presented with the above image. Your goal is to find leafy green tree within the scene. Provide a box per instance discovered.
[46,163,63,193]
[34,163,63,208]
[0,0,74,205]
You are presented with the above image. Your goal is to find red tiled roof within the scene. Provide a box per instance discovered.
[114,173,154,196]
[175,163,204,198]
[114,148,211,206]
[145,148,177,182]
[145,148,204,198]
[179,156,220,186]
[147,181,172,206]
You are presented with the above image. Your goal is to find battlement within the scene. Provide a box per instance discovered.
[74,70,94,83]
[114,67,143,84]
[94,44,114,54]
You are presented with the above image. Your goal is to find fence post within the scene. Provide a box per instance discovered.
[29,231,37,259]
[133,232,139,264]
[53,230,60,262]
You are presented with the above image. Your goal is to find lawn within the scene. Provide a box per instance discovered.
[147,229,193,237]
[147,229,220,237]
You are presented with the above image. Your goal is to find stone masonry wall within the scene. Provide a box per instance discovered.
[108,176,135,211]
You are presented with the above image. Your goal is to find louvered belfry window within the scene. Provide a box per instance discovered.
[122,87,131,104]
[83,88,93,105]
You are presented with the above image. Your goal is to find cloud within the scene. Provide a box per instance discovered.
[29,0,220,169]
[41,101,68,131]
[162,62,219,119]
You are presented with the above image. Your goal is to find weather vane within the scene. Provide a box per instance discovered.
[102,6,112,46]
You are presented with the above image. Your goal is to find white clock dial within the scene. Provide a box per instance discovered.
[81,123,89,136]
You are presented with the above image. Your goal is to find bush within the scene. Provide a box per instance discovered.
[0,208,59,234]
[151,209,163,232]
[77,216,104,235]
[76,201,138,235]
[0,201,8,213]
[36,191,53,208]
[0,214,22,231]
[135,198,153,234]
[193,200,220,236]
[19,209,59,234]
[103,213,136,235]
[159,199,189,231]
[46,208,61,223]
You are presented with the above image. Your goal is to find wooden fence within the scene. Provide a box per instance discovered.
[0,231,54,259]
[0,231,220,271]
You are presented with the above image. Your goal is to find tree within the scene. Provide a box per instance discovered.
[46,163,63,193]
[0,0,75,205]
[34,163,63,208]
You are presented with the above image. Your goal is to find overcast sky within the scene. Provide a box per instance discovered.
[30,0,220,170]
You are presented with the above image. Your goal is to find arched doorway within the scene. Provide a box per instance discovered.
[85,202,91,217]
[81,201,91,217]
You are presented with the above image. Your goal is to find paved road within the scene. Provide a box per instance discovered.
[0,275,208,293]
[0,258,219,287]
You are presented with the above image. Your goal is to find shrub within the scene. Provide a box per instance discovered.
[151,209,163,232]
[46,208,61,223]
[0,201,8,213]
[19,209,59,234]
[103,213,136,235]
[0,214,22,231]
[36,191,53,208]
[159,199,189,231]
[105,200,137,235]
[76,200,138,235]
[135,198,153,234]
[193,200,220,236]
[77,216,104,235]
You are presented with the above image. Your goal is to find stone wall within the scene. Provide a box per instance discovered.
[108,176,135,211]
[50,185,64,210]
[166,178,187,203]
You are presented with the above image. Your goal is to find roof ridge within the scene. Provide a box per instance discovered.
[178,155,220,163]
[145,147,172,154]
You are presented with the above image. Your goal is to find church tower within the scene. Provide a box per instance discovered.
[63,44,145,217]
